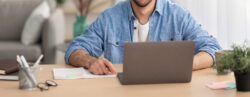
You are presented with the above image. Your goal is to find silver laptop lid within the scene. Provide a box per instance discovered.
[122,41,195,84]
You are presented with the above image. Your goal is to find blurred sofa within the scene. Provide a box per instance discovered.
[0,0,65,64]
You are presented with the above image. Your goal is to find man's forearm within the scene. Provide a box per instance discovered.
[69,49,97,68]
[193,51,214,70]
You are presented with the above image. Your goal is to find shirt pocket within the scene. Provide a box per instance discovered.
[108,39,125,47]
[159,32,183,41]
[106,39,126,64]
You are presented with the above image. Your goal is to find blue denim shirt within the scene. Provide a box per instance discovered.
[65,0,221,64]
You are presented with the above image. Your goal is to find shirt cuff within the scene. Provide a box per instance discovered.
[64,45,88,65]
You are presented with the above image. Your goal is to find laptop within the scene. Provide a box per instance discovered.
[117,41,195,85]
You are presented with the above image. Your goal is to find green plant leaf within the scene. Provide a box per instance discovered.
[215,45,250,74]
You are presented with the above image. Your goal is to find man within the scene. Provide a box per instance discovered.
[65,0,221,75]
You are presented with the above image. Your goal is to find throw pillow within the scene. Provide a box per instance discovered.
[21,1,50,45]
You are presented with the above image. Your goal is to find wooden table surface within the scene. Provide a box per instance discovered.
[0,64,249,97]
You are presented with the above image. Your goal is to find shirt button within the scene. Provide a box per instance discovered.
[116,42,119,45]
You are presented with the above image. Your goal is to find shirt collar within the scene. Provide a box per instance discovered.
[127,0,164,21]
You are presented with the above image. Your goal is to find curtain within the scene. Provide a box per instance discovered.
[174,0,250,49]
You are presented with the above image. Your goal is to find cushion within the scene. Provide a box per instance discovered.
[0,41,42,62]
[0,0,43,40]
[21,1,50,45]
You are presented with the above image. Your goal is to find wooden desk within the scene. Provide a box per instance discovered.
[0,64,249,97]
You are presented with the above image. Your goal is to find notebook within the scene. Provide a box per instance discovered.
[0,59,19,75]
[0,71,18,81]
[53,67,116,79]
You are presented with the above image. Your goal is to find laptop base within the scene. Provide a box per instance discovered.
[117,73,124,84]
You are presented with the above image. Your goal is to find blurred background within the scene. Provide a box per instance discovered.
[0,0,249,64]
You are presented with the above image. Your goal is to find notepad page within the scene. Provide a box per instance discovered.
[53,68,116,79]
[0,75,18,81]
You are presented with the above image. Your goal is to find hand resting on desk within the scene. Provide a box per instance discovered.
[69,49,117,75]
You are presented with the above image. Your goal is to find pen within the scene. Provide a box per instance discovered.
[33,54,44,67]
[20,56,30,68]
[105,66,111,74]
[16,55,24,68]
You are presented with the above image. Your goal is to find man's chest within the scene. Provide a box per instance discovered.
[104,20,183,44]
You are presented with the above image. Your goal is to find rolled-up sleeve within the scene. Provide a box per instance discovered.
[65,14,105,65]
[179,9,222,65]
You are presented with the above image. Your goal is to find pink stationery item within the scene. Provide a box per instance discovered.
[206,83,230,90]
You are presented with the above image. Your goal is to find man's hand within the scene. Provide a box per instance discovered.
[69,49,117,75]
[89,58,117,75]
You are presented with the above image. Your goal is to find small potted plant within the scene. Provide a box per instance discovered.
[216,45,250,92]
[73,0,91,38]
